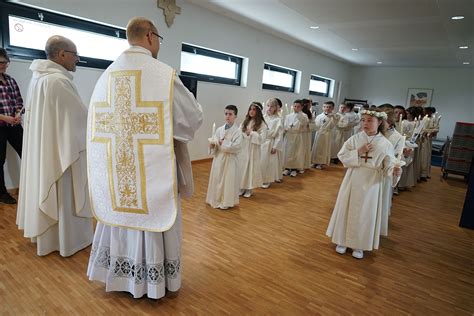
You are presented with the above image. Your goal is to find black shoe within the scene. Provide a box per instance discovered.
[0,192,17,204]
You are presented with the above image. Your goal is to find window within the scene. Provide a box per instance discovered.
[262,63,297,92]
[309,75,333,97]
[0,1,128,69]
[180,43,243,86]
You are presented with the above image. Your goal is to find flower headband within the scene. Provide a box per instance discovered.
[360,109,387,120]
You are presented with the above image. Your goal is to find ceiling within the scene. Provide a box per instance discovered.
[188,0,474,67]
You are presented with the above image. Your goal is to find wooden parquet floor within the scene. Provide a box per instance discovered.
[0,163,473,315]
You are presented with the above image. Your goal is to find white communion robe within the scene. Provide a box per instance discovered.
[312,112,339,165]
[303,115,316,169]
[326,131,396,251]
[239,121,267,190]
[283,112,308,169]
[86,46,203,299]
[420,118,438,178]
[380,128,404,236]
[331,111,359,159]
[398,120,416,189]
[261,114,284,183]
[206,124,243,208]
[16,59,93,257]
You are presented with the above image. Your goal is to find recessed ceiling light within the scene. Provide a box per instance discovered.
[352,48,358,51]
[310,26,320,29]
[377,61,383,64]
[451,16,464,20]
[463,62,470,65]
[459,46,469,49]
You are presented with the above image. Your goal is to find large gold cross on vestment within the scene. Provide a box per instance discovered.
[92,70,164,214]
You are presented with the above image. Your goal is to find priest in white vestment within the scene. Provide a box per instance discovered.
[86,18,203,299]
[16,36,93,257]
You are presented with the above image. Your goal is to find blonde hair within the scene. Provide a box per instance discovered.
[126,17,156,43]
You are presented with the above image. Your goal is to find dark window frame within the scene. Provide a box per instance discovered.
[262,63,297,93]
[309,75,332,97]
[0,1,127,69]
[180,43,243,86]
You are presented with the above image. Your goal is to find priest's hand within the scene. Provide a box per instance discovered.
[271,148,277,154]
[358,143,373,155]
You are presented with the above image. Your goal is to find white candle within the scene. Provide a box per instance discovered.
[398,114,402,132]
[285,103,289,116]
[212,122,216,137]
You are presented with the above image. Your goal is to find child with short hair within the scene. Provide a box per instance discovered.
[239,102,267,198]
[282,100,308,177]
[326,109,401,259]
[311,101,339,169]
[206,105,243,210]
[261,98,284,188]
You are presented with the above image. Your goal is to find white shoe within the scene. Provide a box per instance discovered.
[352,249,364,259]
[335,245,347,254]
[261,183,270,189]
[290,170,297,177]
[239,189,245,196]
[282,169,290,176]
[275,179,282,183]
[243,190,253,198]
[219,206,229,210]
[298,169,305,174]
[315,164,322,170]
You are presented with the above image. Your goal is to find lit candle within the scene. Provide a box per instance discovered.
[398,114,402,132]
[212,122,216,137]
[285,103,289,116]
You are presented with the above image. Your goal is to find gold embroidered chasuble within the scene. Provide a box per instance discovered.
[87,46,177,232]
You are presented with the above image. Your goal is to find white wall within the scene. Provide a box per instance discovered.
[348,66,474,139]
[4,0,352,189]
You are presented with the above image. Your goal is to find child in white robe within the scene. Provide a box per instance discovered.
[261,98,284,188]
[302,99,315,170]
[331,103,359,163]
[311,101,339,169]
[326,109,401,259]
[239,102,267,198]
[420,107,438,180]
[380,108,406,236]
[206,105,242,210]
[282,100,308,177]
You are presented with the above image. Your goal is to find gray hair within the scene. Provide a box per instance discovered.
[45,35,75,59]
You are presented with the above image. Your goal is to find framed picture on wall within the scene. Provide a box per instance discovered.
[406,88,434,107]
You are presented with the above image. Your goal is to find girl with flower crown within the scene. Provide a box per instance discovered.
[239,102,267,198]
[326,108,401,259]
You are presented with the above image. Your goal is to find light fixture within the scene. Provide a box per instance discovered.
[459,46,469,49]
[377,61,383,64]
[352,48,358,51]
[463,62,470,65]
[451,16,464,20]
[310,26,320,29]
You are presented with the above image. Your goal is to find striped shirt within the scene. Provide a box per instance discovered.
[0,73,23,127]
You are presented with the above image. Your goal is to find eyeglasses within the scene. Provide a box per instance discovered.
[151,31,164,44]
[64,50,81,60]
[0,61,9,65]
